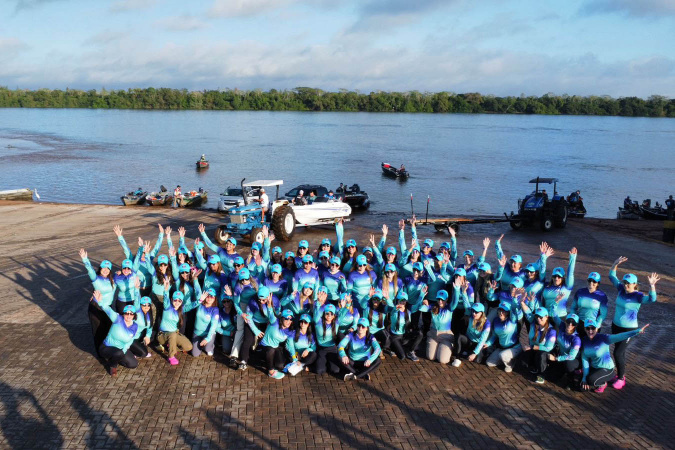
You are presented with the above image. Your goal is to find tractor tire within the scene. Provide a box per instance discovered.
[540,216,554,232]
[554,205,568,228]
[249,227,264,245]
[449,222,460,233]
[272,205,296,241]
[214,225,230,246]
[434,224,446,232]
[510,220,523,230]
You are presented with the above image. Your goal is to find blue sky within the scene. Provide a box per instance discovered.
[0,0,673,97]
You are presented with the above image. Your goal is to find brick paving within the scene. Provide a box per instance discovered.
[0,204,673,449]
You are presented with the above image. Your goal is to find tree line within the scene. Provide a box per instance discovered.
[0,87,673,117]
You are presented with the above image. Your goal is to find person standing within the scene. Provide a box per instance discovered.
[172,185,182,208]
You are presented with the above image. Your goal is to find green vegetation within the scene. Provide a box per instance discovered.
[0,87,673,117]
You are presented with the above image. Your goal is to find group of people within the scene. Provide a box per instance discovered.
[80,218,659,391]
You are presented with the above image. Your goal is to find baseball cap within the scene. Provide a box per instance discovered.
[122,259,133,269]
[226,237,237,246]
[330,256,341,265]
[157,255,169,265]
[285,251,295,259]
[357,318,370,327]
[510,277,524,289]
[535,307,549,318]
[525,264,537,273]
[372,289,383,299]
[298,240,309,249]
[100,260,112,269]
[321,238,331,246]
[302,282,314,291]
[178,263,190,273]
[251,242,261,251]
[423,239,434,248]
[299,313,311,323]
[510,255,522,263]
[238,268,251,280]
[258,286,270,298]
[122,305,136,314]
[272,246,282,254]
[454,268,467,277]
[324,304,337,314]
[552,267,565,278]
[356,255,367,265]
[363,246,373,254]
[271,264,282,274]
[346,239,357,248]
[436,290,448,301]
[412,262,423,271]
[302,255,313,263]
[139,297,152,305]
[463,250,474,257]
[471,303,485,313]
[622,273,638,284]
[386,247,397,255]
[208,255,221,265]
[478,262,491,272]
[319,251,330,259]
[566,313,579,324]
[588,272,601,283]
[584,319,597,328]
[281,309,294,319]
[498,301,511,312]
[384,263,396,272]
[234,256,245,265]
[172,291,184,301]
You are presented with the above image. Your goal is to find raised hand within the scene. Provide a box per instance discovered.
[317,290,328,304]
[612,256,628,267]
[447,226,455,239]
[262,225,269,238]
[569,247,577,255]
[369,234,376,247]
[223,285,232,297]
[165,226,172,236]
[497,234,504,244]
[92,290,102,303]
[194,237,201,247]
[198,223,205,234]
[163,278,171,290]
[113,225,123,237]
[411,238,418,250]
[399,219,405,230]
[422,299,429,306]
[483,237,490,249]
[639,323,650,334]
[453,278,462,289]
[200,291,208,302]
[158,224,164,234]
[269,232,275,243]
[138,236,144,247]
[462,280,469,293]
[489,280,498,291]
[411,215,417,226]
[648,273,660,286]
[178,226,185,238]
[79,248,87,259]
[382,224,388,237]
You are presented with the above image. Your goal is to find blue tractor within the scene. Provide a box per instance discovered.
[509,177,568,232]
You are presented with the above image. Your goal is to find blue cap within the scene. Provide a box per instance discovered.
[423,239,434,248]
[588,272,601,283]
[372,289,383,299]
[272,246,282,254]
[321,238,331,246]
[208,255,221,265]
[356,255,367,265]
[271,264,282,274]
[324,304,336,314]
[172,291,184,301]
[535,307,549,318]
[251,242,261,251]
[584,318,597,328]
[281,309,294,319]
[471,303,485,313]
[285,251,295,259]
[178,263,190,273]
[330,256,341,265]
[100,260,112,269]
[177,246,189,255]
[386,247,397,255]
[298,240,309,249]
[227,237,237,246]
[454,268,467,277]
[302,255,313,263]
[498,301,511,311]
[122,305,136,314]
[122,259,133,269]
[258,286,270,298]
[339,292,349,301]
[302,282,314,291]
[510,277,524,289]
[157,255,169,265]
[623,273,638,284]
[205,288,217,297]
[510,255,522,264]
[318,286,328,294]
[195,242,205,250]
[384,263,397,272]
[552,267,565,278]
[525,264,537,272]
[363,246,373,254]
[319,251,330,259]
[396,292,408,302]
[436,290,448,301]
[463,250,474,257]
[346,239,357,248]
[478,262,491,272]
[412,262,423,271]
[139,296,152,305]
[566,313,579,324]
[299,313,311,323]
[357,318,369,327]
[234,256,245,265]
[440,242,450,250]
[238,268,250,280]
[411,245,421,253]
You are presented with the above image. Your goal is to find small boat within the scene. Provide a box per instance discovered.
[178,189,207,207]
[146,186,173,206]
[568,204,587,218]
[196,160,209,169]
[0,188,34,201]
[381,162,409,179]
[120,188,147,206]
[617,207,641,220]
[639,206,667,220]
[336,183,370,209]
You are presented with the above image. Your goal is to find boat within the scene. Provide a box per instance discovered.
[568,204,586,218]
[336,183,370,209]
[0,188,33,201]
[381,162,409,179]
[178,189,207,207]
[120,188,147,206]
[290,197,352,224]
[617,207,641,220]
[196,160,209,169]
[146,186,173,206]
[639,205,667,220]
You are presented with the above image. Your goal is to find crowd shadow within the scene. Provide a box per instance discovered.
[0,381,63,449]
[70,394,139,449]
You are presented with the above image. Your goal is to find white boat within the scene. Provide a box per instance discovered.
[290,198,352,225]
[0,188,34,201]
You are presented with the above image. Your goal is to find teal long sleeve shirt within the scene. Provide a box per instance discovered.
[82,256,115,307]
[609,270,656,328]
[581,330,640,381]
[101,304,138,352]
[338,332,381,364]
[286,331,317,361]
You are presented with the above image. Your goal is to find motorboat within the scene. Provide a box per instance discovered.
[178,189,207,207]
[147,186,172,206]
[381,162,409,179]
[289,197,352,225]
[121,188,147,206]
[336,183,370,209]
[0,188,34,201]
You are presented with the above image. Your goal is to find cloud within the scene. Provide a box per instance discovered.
[208,0,296,18]
[580,0,675,18]
[347,0,456,32]
[0,38,29,61]
[155,15,210,31]
[84,30,128,46]
[12,0,64,12]
[109,0,157,13]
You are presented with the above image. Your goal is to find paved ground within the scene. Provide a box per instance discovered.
[0,203,673,449]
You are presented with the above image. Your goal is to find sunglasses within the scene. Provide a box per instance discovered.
[283,317,293,321]
[566,319,577,326]
[222,299,232,303]
[235,263,243,267]
[300,320,309,324]
[588,280,598,283]
[141,304,151,307]
[325,312,335,316]
[321,243,330,247]
[123,312,135,316]
[585,326,596,331]
[159,263,168,267]
[357,325,366,328]
[172,299,183,303]
[358,264,367,268]
[471,310,481,315]
[551,275,562,279]
[330,263,339,267]
[303,262,312,265]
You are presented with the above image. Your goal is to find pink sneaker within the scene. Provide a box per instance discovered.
[168,357,179,366]
[612,376,626,390]
[594,383,607,393]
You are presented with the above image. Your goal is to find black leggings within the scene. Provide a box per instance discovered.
[523,349,550,375]
[587,367,615,388]
[454,335,487,363]
[129,339,149,357]
[298,351,317,366]
[612,323,637,379]
[422,311,432,336]
[314,345,340,375]
[451,312,468,336]
[372,329,389,350]
[99,344,138,369]
[264,346,286,372]
[389,330,424,359]
[338,357,381,379]
[549,358,580,381]
[88,302,111,357]
[240,322,267,363]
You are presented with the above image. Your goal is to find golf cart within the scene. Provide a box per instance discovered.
[214,179,352,244]
[508,177,568,232]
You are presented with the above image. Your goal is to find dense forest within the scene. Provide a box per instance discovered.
[0,87,673,117]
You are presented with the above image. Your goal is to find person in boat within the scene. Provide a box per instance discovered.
[294,190,307,206]
[325,191,336,200]
[308,191,317,204]
[199,154,206,161]
[399,164,406,172]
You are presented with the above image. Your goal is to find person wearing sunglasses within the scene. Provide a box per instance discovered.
[169,250,203,335]
[453,303,491,367]
[540,248,577,320]
[402,261,430,340]
[195,254,229,300]
[313,303,341,375]
[420,289,458,365]
[238,286,276,371]
[316,250,331,276]
[285,313,317,375]
[520,306,557,384]
[264,264,289,306]
[320,256,348,303]
[91,290,139,376]
[450,268,474,336]
[113,224,164,297]
[158,285,195,365]
[387,292,424,362]
[294,240,311,268]
[282,251,297,286]
[315,237,336,260]
[580,319,650,393]
[79,249,116,357]
[570,272,608,338]
[198,223,240,275]
[293,254,320,298]
[485,300,521,373]
[260,309,296,379]
[226,256,247,290]
[523,242,554,308]
[335,219,358,272]
[130,296,154,359]
[281,282,314,319]
[216,294,238,366]
[607,257,659,390]
[362,289,389,355]
[247,240,269,284]
[336,292,360,342]
[143,250,173,341]
[191,289,221,357]
[338,318,382,381]
[546,313,582,390]
[378,263,403,305]
[113,256,141,314]
[347,255,376,312]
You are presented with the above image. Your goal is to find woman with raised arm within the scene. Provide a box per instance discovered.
[485,300,522,373]
[281,282,313,319]
[195,253,229,300]
[80,248,116,355]
[198,223,240,275]
[144,244,173,338]
[453,303,491,367]
[238,286,276,371]
[347,254,376,312]
[540,248,577,320]
[338,318,382,381]
[191,289,220,357]
[607,257,659,390]
[570,272,608,338]
[113,224,164,296]
[455,234,489,288]
[91,290,139,376]
[520,304,557,384]
[113,255,141,314]
[494,234,527,291]
[581,320,651,393]
[523,242,553,308]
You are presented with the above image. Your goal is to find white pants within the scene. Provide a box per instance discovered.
[230,315,245,359]
[427,330,454,365]
[486,346,522,370]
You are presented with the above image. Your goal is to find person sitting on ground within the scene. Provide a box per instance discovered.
[338,318,382,381]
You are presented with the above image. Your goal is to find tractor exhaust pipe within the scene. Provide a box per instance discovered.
[240,178,249,205]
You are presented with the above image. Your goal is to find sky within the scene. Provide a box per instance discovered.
[0,0,673,97]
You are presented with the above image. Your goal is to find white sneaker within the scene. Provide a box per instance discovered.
[344,373,355,381]
[452,359,462,367]
[206,351,214,356]
[504,366,513,373]
[145,352,152,358]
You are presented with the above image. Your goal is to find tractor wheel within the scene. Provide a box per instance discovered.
[510,220,523,230]
[214,225,230,246]
[272,205,296,241]
[449,222,460,233]
[434,224,446,232]
[554,204,568,228]
[540,216,553,232]
[249,227,264,244]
